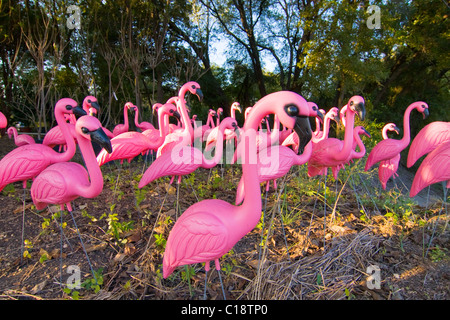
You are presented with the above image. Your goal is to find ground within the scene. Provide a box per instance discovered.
[0,134,448,300]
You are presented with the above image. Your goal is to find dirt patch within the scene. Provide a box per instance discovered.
[0,134,448,300]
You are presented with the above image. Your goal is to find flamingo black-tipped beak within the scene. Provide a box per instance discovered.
[195,89,204,102]
[354,102,366,121]
[394,126,401,135]
[294,116,312,154]
[90,101,101,113]
[73,105,87,117]
[363,127,371,138]
[90,127,112,154]
[423,108,429,119]
[316,109,324,122]
[172,110,181,121]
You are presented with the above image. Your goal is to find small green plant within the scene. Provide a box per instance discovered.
[63,287,80,300]
[181,265,196,297]
[82,268,104,293]
[429,246,448,262]
[154,234,166,250]
[23,239,33,259]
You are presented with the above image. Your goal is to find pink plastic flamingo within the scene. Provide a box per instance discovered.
[138,117,238,188]
[406,121,450,168]
[377,123,401,190]
[409,140,450,197]
[307,96,366,179]
[0,111,7,131]
[162,91,313,299]
[7,127,35,146]
[31,115,112,211]
[97,103,178,166]
[156,82,203,157]
[30,115,112,281]
[0,99,86,192]
[113,102,136,136]
[364,101,429,171]
[134,105,155,131]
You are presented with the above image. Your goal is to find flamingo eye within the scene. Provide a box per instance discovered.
[66,105,73,110]
[81,127,89,134]
[192,85,196,89]
[87,99,92,103]
[421,104,426,109]
[312,106,317,111]
[285,104,299,116]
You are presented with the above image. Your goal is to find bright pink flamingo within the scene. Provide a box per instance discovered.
[31,115,112,211]
[7,127,35,146]
[307,96,366,179]
[42,113,77,151]
[409,140,450,197]
[194,109,216,142]
[134,105,155,131]
[407,121,450,168]
[30,115,112,281]
[364,101,429,172]
[0,111,7,133]
[156,82,203,157]
[113,102,136,136]
[0,99,86,192]
[82,96,114,138]
[204,103,242,152]
[377,123,401,190]
[162,91,313,299]
[138,117,238,188]
[97,103,178,166]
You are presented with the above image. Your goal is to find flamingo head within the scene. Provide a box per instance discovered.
[83,96,100,116]
[386,123,400,135]
[248,91,312,153]
[308,102,324,123]
[232,102,242,113]
[328,107,341,123]
[7,127,13,139]
[152,103,163,113]
[159,103,180,121]
[184,81,203,102]
[76,115,112,153]
[355,126,371,139]
[413,101,429,119]
[347,96,366,121]
[217,107,223,116]
[56,98,87,118]
[125,102,137,112]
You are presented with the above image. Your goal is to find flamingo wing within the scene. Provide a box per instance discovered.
[97,132,150,166]
[139,146,203,187]
[365,139,404,171]
[163,211,228,278]
[407,122,450,167]
[410,141,450,197]
[0,146,53,191]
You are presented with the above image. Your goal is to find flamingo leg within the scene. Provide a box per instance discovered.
[278,182,291,261]
[20,187,26,264]
[215,261,226,300]
[68,209,98,285]
[257,187,269,263]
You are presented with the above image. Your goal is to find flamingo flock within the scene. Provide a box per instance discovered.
[1,80,448,300]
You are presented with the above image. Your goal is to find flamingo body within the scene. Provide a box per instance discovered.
[410,140,450,197]
[0,111,6,129]
[407,121,450,168]
[7,127,35,146]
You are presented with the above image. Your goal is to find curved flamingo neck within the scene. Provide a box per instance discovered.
[134,107,140,127]
[177,88,194,143]
[334,107,356,161]
[382,126,390,140]
[352,131,366,159]
[400,104,415,146]
[75,133,103,198]
[8,127,18,139]
[123,106,130,131]
[53,110,77,162]
[294,141,312,165]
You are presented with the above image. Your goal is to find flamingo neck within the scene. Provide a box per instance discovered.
[54,110,76,162]
[76,134,103,198]
[352,132,366,159]
[231,108,236,119]
[134,107,140,127]
[123,107,130,131]
[335,108,355,161]
[203,123,226,168]
[9,127,18,139]
[177,90,194,143]
[400,105,414,146]
[382,127,389,140]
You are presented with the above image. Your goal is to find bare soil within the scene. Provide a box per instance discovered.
[0,134,448,301]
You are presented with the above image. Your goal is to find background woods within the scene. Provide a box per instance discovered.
[0,0,448,136]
